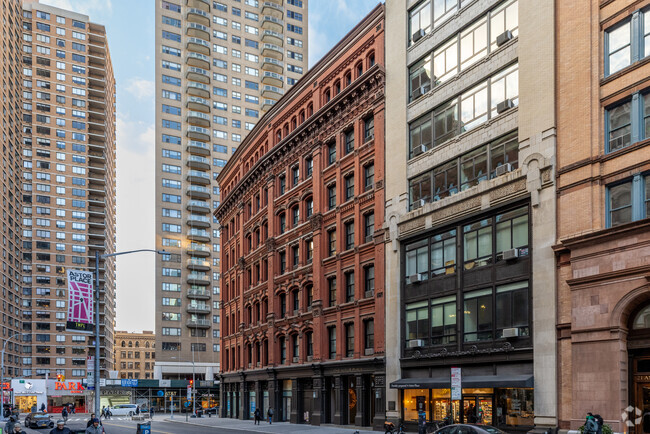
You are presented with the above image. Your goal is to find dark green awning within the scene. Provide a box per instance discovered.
[389,375,533,389]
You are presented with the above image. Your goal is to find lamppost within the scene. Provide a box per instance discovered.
[92,249,166,418]
[1,333,29,420]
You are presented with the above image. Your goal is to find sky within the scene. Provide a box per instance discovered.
[39,0,382,332]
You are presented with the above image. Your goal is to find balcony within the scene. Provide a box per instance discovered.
[261,43,284,60]
[186,22,210,40]
[186,140,210,156]
[186,214,211,228]
[187,287,211,300]
[186,81,210,98]
[186,257,211,271]
[186,303,210,314]
[186,185,210,199]
[187,243,211,257]
[261,29,284,46]
[261,15,283,33]
[186,8,209,26]
[186,96,210,111]
[261,85,284,100]
[187,37,210,56]
[187,228,210,242]
[262,57,284,74]
[186,66,210,84]
[262,2,284,18]
[186,170,210,185]
[186,200,211,214]
[186,318,211,328]
[187,273,210,286]
[186,52,210,69]
[265,0,283,4]
[262,71,284,87]
[186,0,210,13]
[261,98,276,112]
[186,125,210,141]
[187,110,210,128]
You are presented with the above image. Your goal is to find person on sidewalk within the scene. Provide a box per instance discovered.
[267,407,274,424]
[85,418,102,434]
[150,407,155,419]
[86,414,103,428]
[49,419,72,434]
[5,415,16,433]
[254,408,261,425]
[12,422,26,434]
[584,413,598,434]
[61,406,68,423]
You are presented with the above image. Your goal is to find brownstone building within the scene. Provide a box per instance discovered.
[214,5,385,428]
[556,0,650,432]
[115,331,156,380]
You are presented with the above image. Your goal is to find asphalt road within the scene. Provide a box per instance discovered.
[21,418,255,434]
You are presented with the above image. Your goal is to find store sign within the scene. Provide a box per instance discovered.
[1,383,10,390]
[55,382,85,394]
[121,379,138,388]
[451,367,462,400]
[66,269,94,333]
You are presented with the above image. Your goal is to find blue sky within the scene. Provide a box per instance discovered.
[39,0,382,332]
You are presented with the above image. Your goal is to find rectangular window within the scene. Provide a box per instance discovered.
[406,301,429,343]
[345,175,354,200]
[345,130,354,154]
[364,213,375,242]
[364,117,375,141]
[345,221,354,250]
[431,295,457,344]
[365,320,374,350]
[606,21,631,76]
[364,265,375,295]
[463,218,492,268]
[607,174,650,227]
[328,229,336,256]
[345,323,354,357]
[364,164,374,190]
[327,184,336,210]
[328,327,336,359]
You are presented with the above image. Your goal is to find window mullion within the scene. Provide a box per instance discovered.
[632,93,641,144]
[632,11,642,63]
[632,173,644,221]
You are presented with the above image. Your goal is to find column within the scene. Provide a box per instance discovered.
[311,375,323,425]
[355,374,365,427]
[332,375,345,425]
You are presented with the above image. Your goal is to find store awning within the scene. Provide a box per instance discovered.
[389,374,533,389]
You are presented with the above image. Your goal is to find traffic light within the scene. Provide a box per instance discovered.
[56,374,65,382]
[189,380,193,388]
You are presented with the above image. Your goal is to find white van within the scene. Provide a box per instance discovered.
[109,404,139,416]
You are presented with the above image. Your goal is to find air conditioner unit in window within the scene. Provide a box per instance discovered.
[412,29,426,43]
[494,163,512,177]
[292,357,299,363]
[496,30,513,47]
[412,199,426,210]
[407,273,425,284]
[501,327,519,338]
[411,85,430,100]
[364,348,374,356]
[407,339,425,349]
[365,235,374,243]
[496,99,514,114]
[502,248,519,261]
[413,144,429,156]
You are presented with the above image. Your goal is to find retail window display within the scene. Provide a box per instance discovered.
[495,388,534,427]
[403,389,429,421]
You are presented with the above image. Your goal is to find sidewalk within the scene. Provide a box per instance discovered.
[162,414,384,434]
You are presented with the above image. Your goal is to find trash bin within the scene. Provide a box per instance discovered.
[137,422,152,434]
[196,409,203,418]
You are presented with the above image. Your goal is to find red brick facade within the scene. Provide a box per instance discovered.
[215,6,386,427]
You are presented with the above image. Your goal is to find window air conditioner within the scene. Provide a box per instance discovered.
[496,99,514,114]
[292,357,299,363]
[412,29,425,43]
[407,339,425,348]
[501,327,520,338]
[502,248,519,261]
[496,30,513,47]
[364,348,374,356]
[407,273,425,284]
[413,144,428,156]
[412,199,426,210]
[307,356,313,362]
[412,85,429,100]
[494,163,512,177]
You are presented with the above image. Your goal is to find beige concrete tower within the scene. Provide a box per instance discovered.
[21,0,117,380]
[384,0,556,430]
[154,0,308,380]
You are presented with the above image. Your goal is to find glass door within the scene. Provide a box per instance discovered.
[477,397,493,425]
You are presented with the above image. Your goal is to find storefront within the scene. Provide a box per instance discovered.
[100,387,132,410]
[391,374,534,430]
[47,380,91,413]
[11,379,47,413]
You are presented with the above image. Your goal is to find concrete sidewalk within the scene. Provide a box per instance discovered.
[162,415,384,434]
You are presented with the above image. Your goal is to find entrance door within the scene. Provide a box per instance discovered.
[462,396,493,425]
[635,383,650,433]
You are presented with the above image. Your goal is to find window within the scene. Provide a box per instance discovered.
[292,206,299,226]
[344,221,355,250]
[279,213,286,234]
[431,228,457,276]
[606,92,650,153]
[345,129,354,154]
[306,198,313,217]
[327,184,336,210]
[430,295,457,344]
[328,326,336,359]
[406,300,429,344]
[607,174,650,227]
[327,142,336,165]
[364,164,374,191]
[328,229,336,256]
[279,175,286,195]
[364,213,375,242]
[345,271,355,302]
[305,157,313,176]
[345,323,354,357]
[364,265,375,296]
[279,250,286,274]
[345,175,354,200]
[409,1,432,45]
[463,218,492,268]
[364,117,374,141]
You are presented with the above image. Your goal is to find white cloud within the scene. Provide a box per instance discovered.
[125,78,155,101]
[308,12,331,68]
[39,0,113,20]
[114,114,156,332]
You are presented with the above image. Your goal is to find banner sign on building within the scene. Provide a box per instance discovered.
[121,379,138,388]
[66,269,94,333]
[451,367,462,400]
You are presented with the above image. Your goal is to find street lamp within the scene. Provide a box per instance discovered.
[1,333,30,420]
[92,249,166,418]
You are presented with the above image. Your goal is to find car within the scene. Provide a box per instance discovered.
[24,412,55,429]
[109,404,139,416]
[435,424,507,434]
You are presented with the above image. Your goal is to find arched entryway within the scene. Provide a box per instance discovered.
[628,303,650,434]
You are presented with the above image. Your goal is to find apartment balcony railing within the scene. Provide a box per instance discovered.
[186,169,211,185]
[186,185,210,199]
[186,140,211,156]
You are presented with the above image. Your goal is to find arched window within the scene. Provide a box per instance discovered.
[135,341,139,348]
[633,306,650,329]
[283,123,289,137]
[344,70,352,87]
[356,62,363,78]
[145,342,150,348]
[307,103,313,117]
[299,110,305,123]
[121,341,126,348]
[334,80,341,95]
[324,88,331,103]
[276,130,282,143]
[128,341,133,348]
[367,51,375,68]
[291,117,297,130]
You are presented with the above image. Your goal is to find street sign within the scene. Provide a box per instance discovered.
[186,386,191,399]
[451,367,462,400]
[184,401,190,408]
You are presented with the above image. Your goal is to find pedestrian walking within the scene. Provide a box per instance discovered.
[150,407,155,419]
[106,407,112,420]
[49,419,72,434]
[61,406,68,423]
[254,408,261,425]
[85,418,102,434]
[86,414,102,428]
[267,407,274,424]
[12,422,26,434]
[594,414,604,434]
[40,403,46,412]
[136,406,140,416]
[5,416,16,433]
[584,413,598,434]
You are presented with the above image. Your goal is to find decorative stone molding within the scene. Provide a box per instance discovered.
[265,237,276,252]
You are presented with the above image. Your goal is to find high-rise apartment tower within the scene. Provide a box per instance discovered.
[154,0,308,380]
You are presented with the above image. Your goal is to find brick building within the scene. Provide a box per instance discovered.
[214,5,385,428]
[555,0,650,432]
[115,331,156,380]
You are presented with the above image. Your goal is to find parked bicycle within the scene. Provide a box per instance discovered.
[385,420,406,434]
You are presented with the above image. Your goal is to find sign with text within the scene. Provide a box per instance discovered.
[121,379,138,388]
[55,381,85,394]
[451,367,462,400]
[66,269,94,333]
